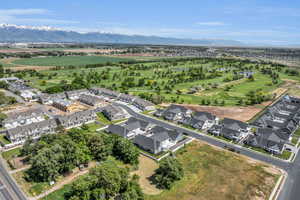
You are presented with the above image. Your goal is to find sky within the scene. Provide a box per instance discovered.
[0,0,300,45]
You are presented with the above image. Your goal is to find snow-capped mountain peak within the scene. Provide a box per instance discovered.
[0,24,60,31]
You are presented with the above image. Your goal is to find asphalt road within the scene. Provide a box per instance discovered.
[115,103,300,200]
[0,156,27,200]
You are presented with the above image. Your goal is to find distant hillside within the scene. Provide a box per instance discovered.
[0,24,244,46]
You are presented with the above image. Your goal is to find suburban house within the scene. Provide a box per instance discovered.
[253,94,300,141]
[193,111,219,129]
[106,124,132,138]
[52,99,78,112]
[6,119,58,144]
[2,108,46,129]
[102,105,129,121]
[38,93,67,104]
[179,111,218,130]
[132,97,155,111]
[106,117,152,139]
[221,118,250,141]
[208,118,250,141]
[244,128,287,154]
[57,110,96,129]
[7,80,38,101]
[66,89,91,100]
[90,88,121,100]
[78,94,105,107]
[161,104,192,121]
[134,126,183,154]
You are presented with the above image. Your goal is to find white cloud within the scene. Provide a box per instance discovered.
[0,9,48,15]
[196,22,226,26]
[0,8,78,25]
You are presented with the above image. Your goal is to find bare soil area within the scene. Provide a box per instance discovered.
[132,155,162,195]
[177,104,264,122]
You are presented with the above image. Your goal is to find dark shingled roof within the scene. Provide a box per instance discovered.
[193,111,216,121]
[106,124,129,138]
[223,118,248,130]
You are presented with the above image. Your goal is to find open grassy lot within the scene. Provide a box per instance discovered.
[13,171,52,197]
[146,141,280,200]
[12,55,133,67]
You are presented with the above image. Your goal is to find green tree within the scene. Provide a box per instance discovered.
[113,136,140,165]
[154,157,184,189]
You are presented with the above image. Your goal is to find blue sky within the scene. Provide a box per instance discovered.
[1,0,300,45]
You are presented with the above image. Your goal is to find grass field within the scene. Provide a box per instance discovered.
[2,147,21,160]
[12,55,133,67]
[41,184,72,200]
[145,141,279,200]
[20,58,300,105]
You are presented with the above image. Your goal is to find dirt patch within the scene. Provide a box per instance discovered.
[132,155,162,195]
[10,156,29,169]
[180,104,263,122]
[8,65,54,71]
[63,49,124,53]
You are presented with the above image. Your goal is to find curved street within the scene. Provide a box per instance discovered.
[115,103,300,200]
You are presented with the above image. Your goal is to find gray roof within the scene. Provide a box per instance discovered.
[102,105,124,115]
[193,111,216,121]
[106,124,129,137]
[125,117,150,130]
[7,119,57,138]
[66,89,90,98]
[134,134,156,153]
[91,88,120,98]
[164,104,189,114]
[223,118,248,130]
[79,94,103,106]
[221,127,242,138]
[57,110,96,126]
[245,128,286,152]
[3,108,44,124]
[53,99,73,106]
[133,97,154,107]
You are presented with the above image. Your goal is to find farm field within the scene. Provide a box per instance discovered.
[21,57,300,106]
[11,55,133,67]
[145,141,280,200]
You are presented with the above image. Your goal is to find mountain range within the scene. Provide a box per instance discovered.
[0,24,244,46]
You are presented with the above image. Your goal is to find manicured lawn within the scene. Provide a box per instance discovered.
[86,122,103,132]
[96,113,112,125]
[294,129,300,137]
[275,150,293,160]
[2,147,21,160]
[0,134,11,145]
[145,141,279,200]
[41,184,72,200]
[12,56,133,67]
[291,136,298,146]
